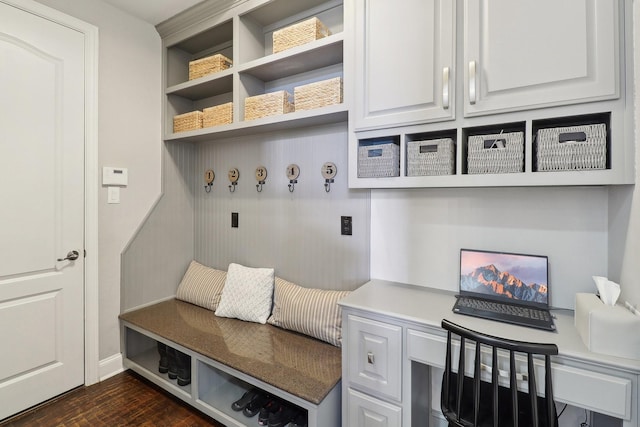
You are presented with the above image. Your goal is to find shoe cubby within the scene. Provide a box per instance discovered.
[123,326,192,398]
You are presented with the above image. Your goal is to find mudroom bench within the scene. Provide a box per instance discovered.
[119,299,342,427]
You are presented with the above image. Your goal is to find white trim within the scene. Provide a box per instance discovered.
[99,353,125,381]
[2,0,101,387]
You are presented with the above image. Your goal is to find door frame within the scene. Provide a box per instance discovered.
[3,0,100,386]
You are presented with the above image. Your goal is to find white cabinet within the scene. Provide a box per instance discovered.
[347,388,402,427]
[353,0,455,131]
[463,0,619,117]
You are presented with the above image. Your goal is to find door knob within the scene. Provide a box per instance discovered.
[58,250,80,261]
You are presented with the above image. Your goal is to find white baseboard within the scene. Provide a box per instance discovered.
[430,409,448,427]
[98,353,124,381]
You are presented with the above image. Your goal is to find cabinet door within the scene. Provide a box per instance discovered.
[463,0,619,116]
[347,388,402,427]
[354,0,455,131]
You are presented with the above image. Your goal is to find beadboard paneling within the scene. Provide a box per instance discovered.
[121,141,196,311]
[194,122,370,291]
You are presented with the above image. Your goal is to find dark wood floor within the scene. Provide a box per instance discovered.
[0,370,225,427]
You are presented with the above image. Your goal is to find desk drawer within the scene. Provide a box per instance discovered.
[347,315,402,401]
[407,328,632,420]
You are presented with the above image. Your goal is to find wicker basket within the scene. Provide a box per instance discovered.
[188,54,232,80]
[467,132,524,174]
[244,91,294,121]
[203,102,233,128]
[536,124,607,171]
[173,111,203,133]
[294,77,343,111]
[407,138,455,176]
[273,17,331,54]
[358,143,400,178]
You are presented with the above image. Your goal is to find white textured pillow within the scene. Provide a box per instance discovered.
[176,260,227,311]
[215,263,274,324]
[267,277,351,347]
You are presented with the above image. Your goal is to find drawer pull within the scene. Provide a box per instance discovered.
[367,352,375,365]
[481,363,527,382]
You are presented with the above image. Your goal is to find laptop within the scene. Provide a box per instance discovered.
[452,249,556,331]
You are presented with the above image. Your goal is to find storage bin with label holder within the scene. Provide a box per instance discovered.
[358,143,400,178]
[467,131,524,174]
[536,124,607,171]
[407,138,455,176]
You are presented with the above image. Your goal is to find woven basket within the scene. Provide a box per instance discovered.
[536,124,607,171]
[173,111,203,133]
[467,132,524,174]
[203,102,233,128]
[358,143,400,178]
[188,54,232,80]
[294,77,343,111]
[407,138,455,176]
[273,17,331,54]
[244,91,294,121]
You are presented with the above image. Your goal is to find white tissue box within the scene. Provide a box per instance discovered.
[575,293,640,360]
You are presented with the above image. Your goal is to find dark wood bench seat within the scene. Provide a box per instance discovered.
[119,298,342,407]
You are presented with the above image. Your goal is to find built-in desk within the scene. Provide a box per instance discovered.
[339,280,640,427]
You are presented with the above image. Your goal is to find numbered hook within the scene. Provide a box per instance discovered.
[228,182,237,193]
[228,168,239,193]
[324,179,334,193]
[321,162,337,193]
[204,183,213,193]
[256,181,265,192]
[286,164,300,194]
[204,169,215,193]
[255,166,267,193]
[288,180,297,192]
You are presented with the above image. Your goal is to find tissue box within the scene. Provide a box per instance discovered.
[575,293,640,360]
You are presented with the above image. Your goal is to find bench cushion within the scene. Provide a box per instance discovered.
[268,277,350,347]
[176,260,227,311]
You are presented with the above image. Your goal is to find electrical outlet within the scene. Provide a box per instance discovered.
[341,216,352,235]
[231,212,238,228]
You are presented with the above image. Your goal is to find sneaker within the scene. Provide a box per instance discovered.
[268,404,298,427]
[243,391,269,418]
[232,388,260,412]
[258,399,279,425]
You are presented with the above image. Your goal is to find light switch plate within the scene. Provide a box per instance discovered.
[107,186,120,204]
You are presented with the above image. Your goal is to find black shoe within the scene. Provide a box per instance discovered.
[232,388,260,411]
[258,400,279,426]
[268,404,298,427]
[157,342,169,374]
[167,347,178,380]
[175,350,191,386]
[291,411,308,427]
[243,391,269,418]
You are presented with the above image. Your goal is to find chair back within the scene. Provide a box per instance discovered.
[441,319,558,427]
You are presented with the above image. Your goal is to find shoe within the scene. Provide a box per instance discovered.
[167,347,178,380]
[157,342,169,374]
[258,399,279,425]
[268,404,298,427]
[232,388,260,411]
[243,391,269,417]
[291,411,308,427]
[175,350,191,386]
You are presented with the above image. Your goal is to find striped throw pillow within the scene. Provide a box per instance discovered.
[176,260,227,311]
[267,277,351,347]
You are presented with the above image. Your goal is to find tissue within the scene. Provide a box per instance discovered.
[592,276,621,306]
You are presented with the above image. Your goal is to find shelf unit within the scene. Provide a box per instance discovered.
[122,322,340,427]
[162,0,347,142]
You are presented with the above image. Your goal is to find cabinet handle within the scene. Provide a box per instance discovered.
[468,60,477,105]
[367,352,375,365]
[442,67,450,109]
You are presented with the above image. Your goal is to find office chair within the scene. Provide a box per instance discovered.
[441,319,558,427]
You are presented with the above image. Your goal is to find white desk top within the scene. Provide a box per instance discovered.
[339,279,640,374]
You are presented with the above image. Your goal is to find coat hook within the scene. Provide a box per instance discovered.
[204,169,215,193]
[256,182,265,192]
[228,168,239,193]
[228,182,237,193]
[324,179,333,192]
[286,164,300,194]
[204,183,213,193]
[321,162,337,193]
[255,166,267,193]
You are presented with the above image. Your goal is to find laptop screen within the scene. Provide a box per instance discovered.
[459,249,549,309]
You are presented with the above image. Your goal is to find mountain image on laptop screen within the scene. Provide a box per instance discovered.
[460,249,548,304]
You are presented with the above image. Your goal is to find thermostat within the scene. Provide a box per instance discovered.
[103,167,128,186]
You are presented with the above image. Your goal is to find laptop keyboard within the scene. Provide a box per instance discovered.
[456,296,551,322]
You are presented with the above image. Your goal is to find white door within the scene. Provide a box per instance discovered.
[354,0,456,131]
[0,0,85,420]
[463,0,619,117]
